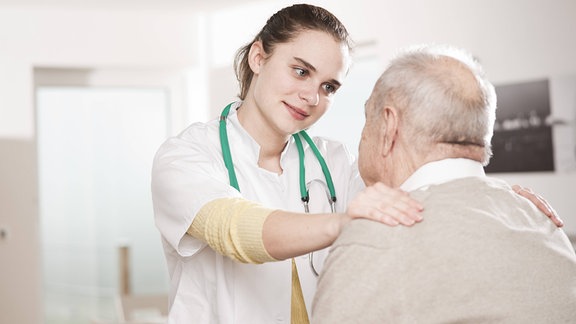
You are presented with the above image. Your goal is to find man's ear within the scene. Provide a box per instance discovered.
[248,41,266,74]
[381,106,399,156]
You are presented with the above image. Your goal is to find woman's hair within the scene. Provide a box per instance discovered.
[233,4,353,100]
[369,44,497,164]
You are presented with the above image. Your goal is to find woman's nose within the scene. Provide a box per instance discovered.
[299,86,320,106]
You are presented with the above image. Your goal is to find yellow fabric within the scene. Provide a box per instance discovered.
[187,198,278,264]
[291,258,310,324]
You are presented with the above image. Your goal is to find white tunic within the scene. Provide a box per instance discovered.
[151,102,363,324]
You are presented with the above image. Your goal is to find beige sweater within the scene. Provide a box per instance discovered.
[312,177,576,324]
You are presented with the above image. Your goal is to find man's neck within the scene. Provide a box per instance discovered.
[386,149,423,188]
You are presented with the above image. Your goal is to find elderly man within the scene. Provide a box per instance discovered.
[311,45,576,323]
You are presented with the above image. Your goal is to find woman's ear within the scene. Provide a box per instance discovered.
[248,41,266,74]
[381,106,399,156]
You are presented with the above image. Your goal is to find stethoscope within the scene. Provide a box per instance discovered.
[219,102,337,276]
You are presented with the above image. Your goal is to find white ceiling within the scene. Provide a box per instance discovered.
[0,0,261,11]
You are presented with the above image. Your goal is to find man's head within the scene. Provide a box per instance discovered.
[358,44,497,187]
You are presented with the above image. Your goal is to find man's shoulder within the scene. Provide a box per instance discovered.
[333,218,411,251]
[409,176,512,207]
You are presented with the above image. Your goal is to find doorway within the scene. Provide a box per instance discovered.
[36,69,173,323]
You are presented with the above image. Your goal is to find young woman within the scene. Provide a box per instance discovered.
[151,4,561,323]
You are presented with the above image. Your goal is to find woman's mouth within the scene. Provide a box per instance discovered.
[285,103,309,121]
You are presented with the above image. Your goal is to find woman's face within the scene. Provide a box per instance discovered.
[248,29,351,137]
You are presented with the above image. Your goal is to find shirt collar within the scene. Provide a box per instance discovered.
[400,158,486,192]
[227,102,260,158]
[227,102,295,164]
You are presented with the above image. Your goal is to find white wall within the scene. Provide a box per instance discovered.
[0,1,575,323]
[0,6,200,138]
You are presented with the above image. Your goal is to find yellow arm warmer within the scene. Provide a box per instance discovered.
[187,197,278,264]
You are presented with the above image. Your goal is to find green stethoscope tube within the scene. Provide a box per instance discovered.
[219,103,240,191]
[219,102,337,205]
[292,131,337,207]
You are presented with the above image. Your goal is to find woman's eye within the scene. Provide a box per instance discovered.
[323,83,336,94]
[294,68,308,77]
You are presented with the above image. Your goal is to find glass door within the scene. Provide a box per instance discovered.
[37,86,169,323]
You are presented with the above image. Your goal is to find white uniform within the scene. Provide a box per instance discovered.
[151,102,363,324]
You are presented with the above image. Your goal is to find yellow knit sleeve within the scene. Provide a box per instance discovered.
[187,197,278,264]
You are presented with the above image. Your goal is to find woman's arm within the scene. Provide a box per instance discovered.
[263,182,423,260]
[189,182,422,263]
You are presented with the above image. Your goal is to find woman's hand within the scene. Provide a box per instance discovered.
[346,182,423,226]
[512,185,563,227]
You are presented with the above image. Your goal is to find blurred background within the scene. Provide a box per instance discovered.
[1,0,575,323]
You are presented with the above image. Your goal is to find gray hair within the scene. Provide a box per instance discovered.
[369,44,497,164]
